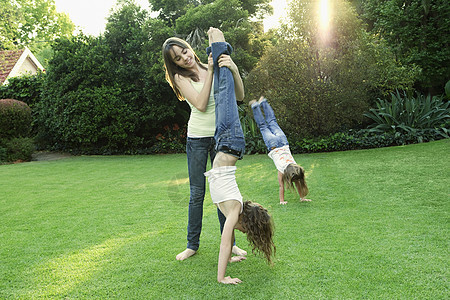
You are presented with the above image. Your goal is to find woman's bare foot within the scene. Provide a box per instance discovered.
[280,201,288,205]
[176,248,196,261]
[300,198,312,202]
[232,245,247,256]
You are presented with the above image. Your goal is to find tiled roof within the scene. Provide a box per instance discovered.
[0,49,25,84]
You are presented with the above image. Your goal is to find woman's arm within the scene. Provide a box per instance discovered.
[217,54,245,101]
[174,57,214,112]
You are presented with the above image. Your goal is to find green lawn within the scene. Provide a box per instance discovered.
[1,140,448,299]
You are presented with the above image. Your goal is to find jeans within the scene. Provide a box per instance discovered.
[251,99,289,152]
[207,42,245,159]
[186,137,226,251]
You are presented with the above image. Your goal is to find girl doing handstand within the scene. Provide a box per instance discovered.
[250,97,310,205]
[204,28,275,285]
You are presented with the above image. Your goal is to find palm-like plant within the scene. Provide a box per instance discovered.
[238,105,266,154]
[364,90,450,137]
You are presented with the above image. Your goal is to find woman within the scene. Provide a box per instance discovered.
[162,36,246,260]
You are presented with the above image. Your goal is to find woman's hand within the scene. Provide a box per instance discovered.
[208,53,214,73]
[219,276,242,285]
[218,54,238,74]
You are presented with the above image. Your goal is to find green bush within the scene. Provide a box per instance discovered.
[0,99,32,139]
[289,129,447,154]
[445,80,450,99]
[364,90,450,138]
[0,73,45,108]
[0,137,34,162]
[245,1,417,139]
[0,146,6,163]
[149,123,187,154]
[239,104,266,155]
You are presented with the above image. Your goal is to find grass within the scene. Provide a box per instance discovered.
[0,139,448,299]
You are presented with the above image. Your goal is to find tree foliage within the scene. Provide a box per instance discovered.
[0,0,75,67]
[37,2,178,153]
[246,0,419,138]
[0,0,74,48]
[357,0,450,94]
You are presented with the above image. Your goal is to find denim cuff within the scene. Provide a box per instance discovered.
[250,101,260,109]
[218,145,244,160]
[206,42,233,66]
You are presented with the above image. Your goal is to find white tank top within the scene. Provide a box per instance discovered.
[204,166,243,213]
[268,145,296,173]
[185,81,215,137]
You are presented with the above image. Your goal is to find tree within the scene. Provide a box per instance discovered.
[0,0,22,49]
[0,0,75,67]
[358,0,450,94]
[105,0,179,141]
[245,0,418,138]
[36,1,180,153]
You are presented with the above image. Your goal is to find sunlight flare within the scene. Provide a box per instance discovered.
[319,0,330,31]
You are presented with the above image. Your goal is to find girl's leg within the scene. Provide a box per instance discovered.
[208,34,245,161]
[260,99,289,146]
[250,101,279,152]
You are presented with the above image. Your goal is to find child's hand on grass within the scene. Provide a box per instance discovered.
[220,276,242,284]
[229,256,246,263]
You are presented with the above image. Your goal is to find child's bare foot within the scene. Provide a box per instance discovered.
[300,198,312,202]
[207,27,225,45]
[249,99,257,107]
[280,201,288,205]
[232,245,247,256]
[229,256,247,263]
[176,248,196,261]
[258,96,266,103]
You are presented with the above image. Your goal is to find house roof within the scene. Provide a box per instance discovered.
[0,47,44,85]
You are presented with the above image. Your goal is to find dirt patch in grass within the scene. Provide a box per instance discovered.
[31,151,72,161]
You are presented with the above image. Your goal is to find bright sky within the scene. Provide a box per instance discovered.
[54,0,289,36]
[263,0,289,31]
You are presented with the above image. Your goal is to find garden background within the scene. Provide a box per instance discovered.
[0,0,449,160]
[0,0,449,298]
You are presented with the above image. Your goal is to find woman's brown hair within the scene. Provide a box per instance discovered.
[282,164,309,198]
[241,201,275,265]
[162,37,206,100]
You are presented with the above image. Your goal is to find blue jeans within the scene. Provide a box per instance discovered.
[251,99,289,152]
[186,137,226,251]
[207,42,245,159]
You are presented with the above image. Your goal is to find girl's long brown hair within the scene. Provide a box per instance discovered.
[283,164,309,198]
[162,37,206,100]
[241,201,275,265]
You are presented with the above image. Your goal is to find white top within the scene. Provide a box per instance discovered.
[204,166,243,213]
[268,145,296,173]
[185,81,215,137]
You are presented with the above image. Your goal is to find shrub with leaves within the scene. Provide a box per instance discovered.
[0,73,45,108]
[289,129,447,154]
[364,90,450,138]
[0,99,32,139]
[1,137,34,162]
[151,123,187,154]
[239,104,266,154]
